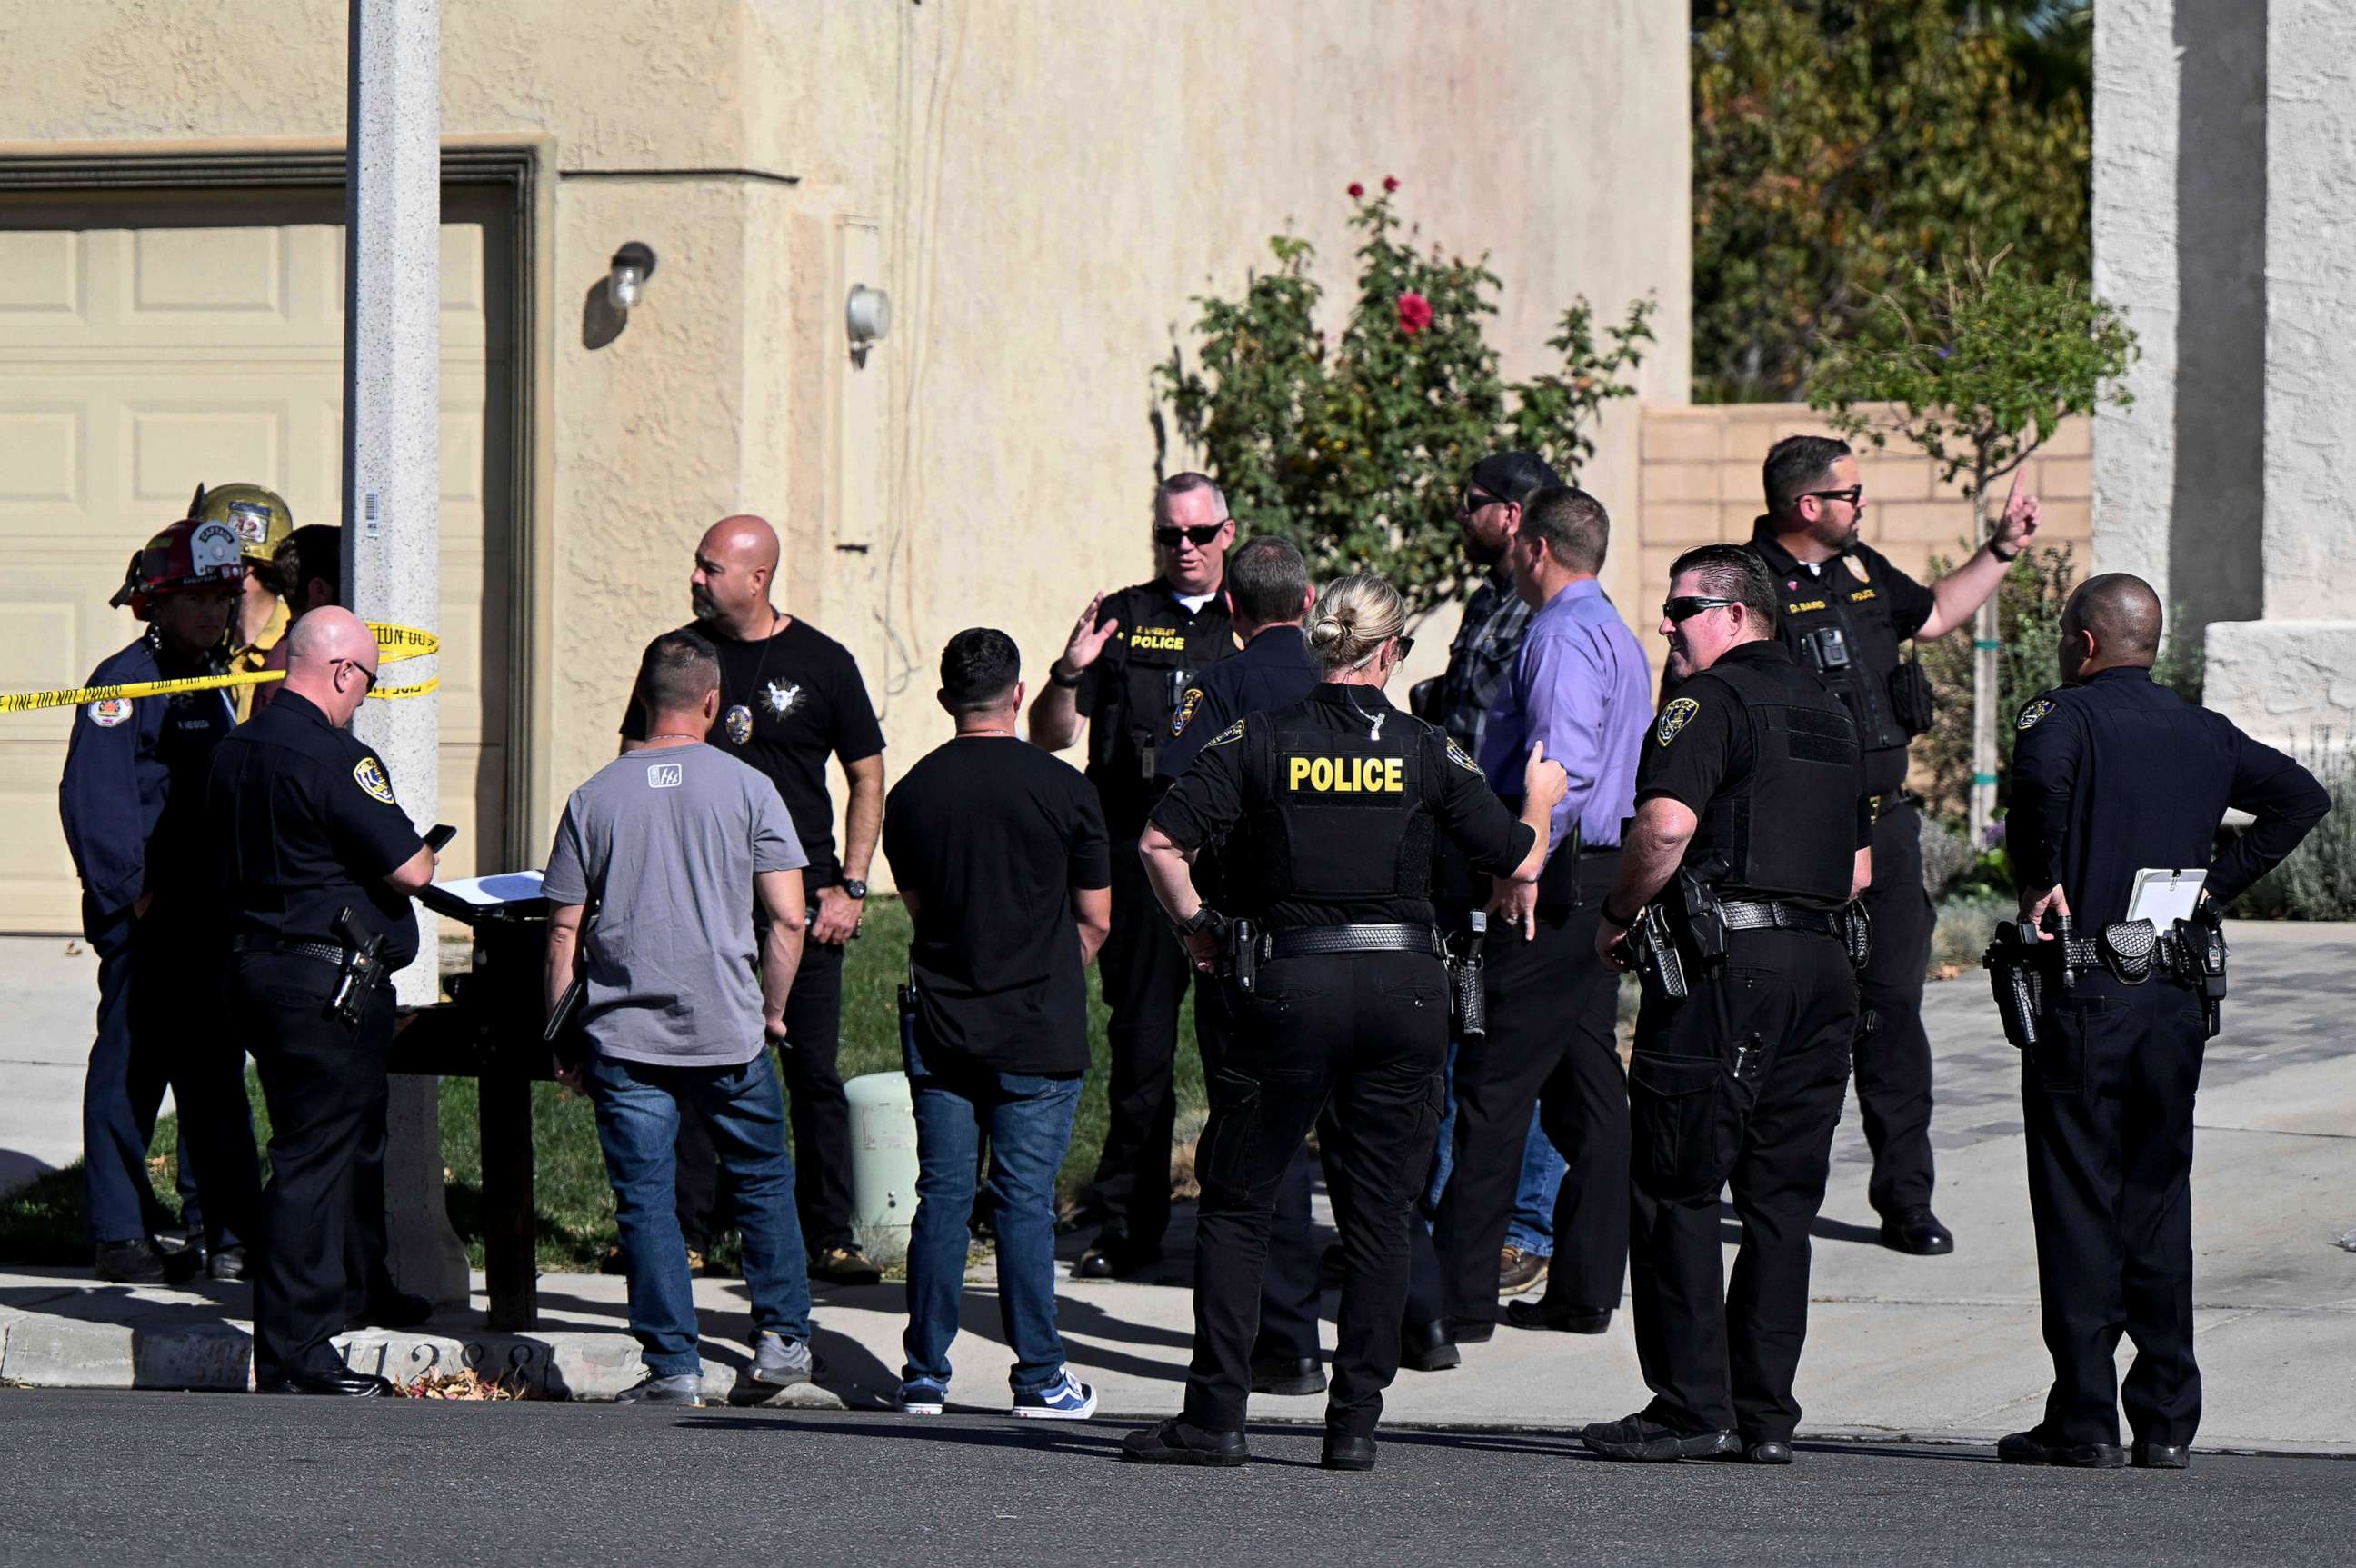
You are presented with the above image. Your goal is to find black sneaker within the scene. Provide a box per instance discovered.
[808,1244,883,1285]
[1582,1413,1742,1463]
[1120,1417,1248,1467]
[1996,1429,2126,1468]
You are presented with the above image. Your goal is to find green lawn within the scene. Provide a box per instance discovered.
[3,897,1204,1273]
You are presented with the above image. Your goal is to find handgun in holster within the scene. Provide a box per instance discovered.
[328,907,387,1031]
[1446,911,1488,1039]
[1629,904,1691,1006]
[1667,870,1729,971]
[2168,912,2229,1038]
[1981,920,2046,1051]
[1220,916,1256,996]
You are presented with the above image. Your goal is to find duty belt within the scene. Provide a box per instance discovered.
[1719,899,1842,937]
[1866,790,1915,825]
[231,934,351,966]
[1259,924,1447,964]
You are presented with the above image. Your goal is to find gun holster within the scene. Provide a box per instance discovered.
[1982,920,2046,1051]
[1221,916,1256,996]
[1630,904,1692,1008]
[1839,902,1873,970]
[1446,914,1488,1040]
[327,907,387,1031]
[2169,914,2229,1038]
[1666,870,1729,972]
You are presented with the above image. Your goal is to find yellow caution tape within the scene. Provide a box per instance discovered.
[0,624,441,714]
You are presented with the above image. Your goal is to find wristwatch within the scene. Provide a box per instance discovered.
[1990,538,2021,563]
[1171,904,1223,938]
[840,878,868,901]
[1599,896,1641,928]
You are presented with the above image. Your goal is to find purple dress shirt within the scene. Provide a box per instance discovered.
[1476,577,1651,858]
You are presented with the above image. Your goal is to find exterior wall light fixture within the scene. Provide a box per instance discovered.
[846,284,892,366]
[607,243,658,310]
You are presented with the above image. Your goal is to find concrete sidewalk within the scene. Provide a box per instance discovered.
[3,924,2351,1454]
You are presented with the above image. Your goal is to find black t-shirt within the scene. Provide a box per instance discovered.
[883,735,1112,1075]
[1074,579,1235,837]
[621,617,885,888]
[208,691,427,969]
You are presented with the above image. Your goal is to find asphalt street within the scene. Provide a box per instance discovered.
[1,1392,2348,1567]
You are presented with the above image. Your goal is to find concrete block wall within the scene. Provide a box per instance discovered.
[1631,402,2093,684]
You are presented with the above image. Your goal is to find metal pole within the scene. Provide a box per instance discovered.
[344,0,468,1310]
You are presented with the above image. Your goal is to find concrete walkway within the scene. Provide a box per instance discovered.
[3,924,2351,1454]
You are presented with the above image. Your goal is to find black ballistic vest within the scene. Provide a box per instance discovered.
[1235,713,1434,912]
[1683,655,1860,905]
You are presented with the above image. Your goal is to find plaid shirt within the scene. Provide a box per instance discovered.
[1435,564,1532,759]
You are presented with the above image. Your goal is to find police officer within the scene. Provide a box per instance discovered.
[1158,536,1324,1395]
[1996,574,2327,1470]
[194,483,297,723]
[1029,473,1239,1279]
[1120,573,1566,1472]
[1583,544,1871,1466]
[1741,434,2040,1256]
[60,517,261,1283]
[208,608,438,1396]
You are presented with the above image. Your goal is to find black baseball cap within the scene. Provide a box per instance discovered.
[1466,451,1562,508]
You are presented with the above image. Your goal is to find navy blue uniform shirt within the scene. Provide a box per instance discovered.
[207,690,427,969]
[58,630,235,928]
[2008,666,2329,929]
[1158,624,1319,782]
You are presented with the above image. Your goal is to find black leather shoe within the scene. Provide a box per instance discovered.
[346,1290,434,1330]
[1321,1432,1377,1472]
[1742,1440,1793,1464]
[1441,1314,1494,1344]
[1503,1298,1613,1334]
[2132,1442,2191,1470]
[1250,1356,1326,1396]
[1997,1429,2126,1468]
[94,1240,168,1285]
[257,1367,399,1397]
[807,1244,883,1285]
[1121,1417,1248,1466]
[1398,1321,1461,1373]
[1879,1206,1955,1255]
[1582,1412,1742,1463]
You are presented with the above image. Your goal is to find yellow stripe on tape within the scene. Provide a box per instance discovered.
[0,623,441,714]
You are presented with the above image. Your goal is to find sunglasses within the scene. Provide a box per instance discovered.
[1800,484,1863,509]
[1153,523,1226,549]
[335,657,379,694]
[1663,595,1742,624]
[1459,487,1505,514]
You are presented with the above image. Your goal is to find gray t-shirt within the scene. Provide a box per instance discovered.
[543,742,807,1067]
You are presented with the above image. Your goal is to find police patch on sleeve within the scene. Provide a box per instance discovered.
[1206,718,1247,749]
[352,754,398,805]
[1172,686,1204,738]
[1655,697,1700,747]
[2016,698,2055,732]
[1443,738,1483,774]
[87,697,133,728]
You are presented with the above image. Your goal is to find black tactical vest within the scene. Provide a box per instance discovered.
[1232,712,1435,913]
[1683,654,1861,904]
[1747,528,1908,755]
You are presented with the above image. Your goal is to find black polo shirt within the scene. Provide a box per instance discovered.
[208,690,426,969]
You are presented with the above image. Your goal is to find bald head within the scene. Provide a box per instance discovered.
[282,605,381,726]
[2061,573,2162,680]
[690,514,782,634]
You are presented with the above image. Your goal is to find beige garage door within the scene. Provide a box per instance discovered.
[0,187,513,933]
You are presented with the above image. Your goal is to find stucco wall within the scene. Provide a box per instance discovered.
[0,0,1693,869]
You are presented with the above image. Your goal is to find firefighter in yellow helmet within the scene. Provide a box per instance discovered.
[194,483,296,720]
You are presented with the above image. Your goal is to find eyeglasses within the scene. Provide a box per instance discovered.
[335,658,379,694]
[1459,487,1505,515]
[1663,595,1742,624]
[1153,523,1227,549]
[1800,485,1864,509]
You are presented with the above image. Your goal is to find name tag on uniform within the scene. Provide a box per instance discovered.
[1288,755,1404,794]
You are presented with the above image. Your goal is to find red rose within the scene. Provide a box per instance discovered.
[1383,175,1400,193]
[1396,292,1433,335]
[1347,182,1365,199]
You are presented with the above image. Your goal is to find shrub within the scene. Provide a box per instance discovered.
[2237,738,2356,921]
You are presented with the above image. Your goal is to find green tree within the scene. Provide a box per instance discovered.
[1156,183,1656,610]
[1692,0,2091,404]
[1810,249,2135,840]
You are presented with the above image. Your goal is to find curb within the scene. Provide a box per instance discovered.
[0,1313,845,1408]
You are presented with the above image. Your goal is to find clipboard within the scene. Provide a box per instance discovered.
[2124,868,2206,925]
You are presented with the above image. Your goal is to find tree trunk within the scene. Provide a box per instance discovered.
[1969,457,2000,847]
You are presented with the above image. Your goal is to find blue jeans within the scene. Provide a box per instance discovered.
[902,1033,1083,1395]
[588,1052,812,1378]
[1506,1109,1568,1256]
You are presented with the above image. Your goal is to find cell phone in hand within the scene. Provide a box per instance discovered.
[424,824,457,853]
